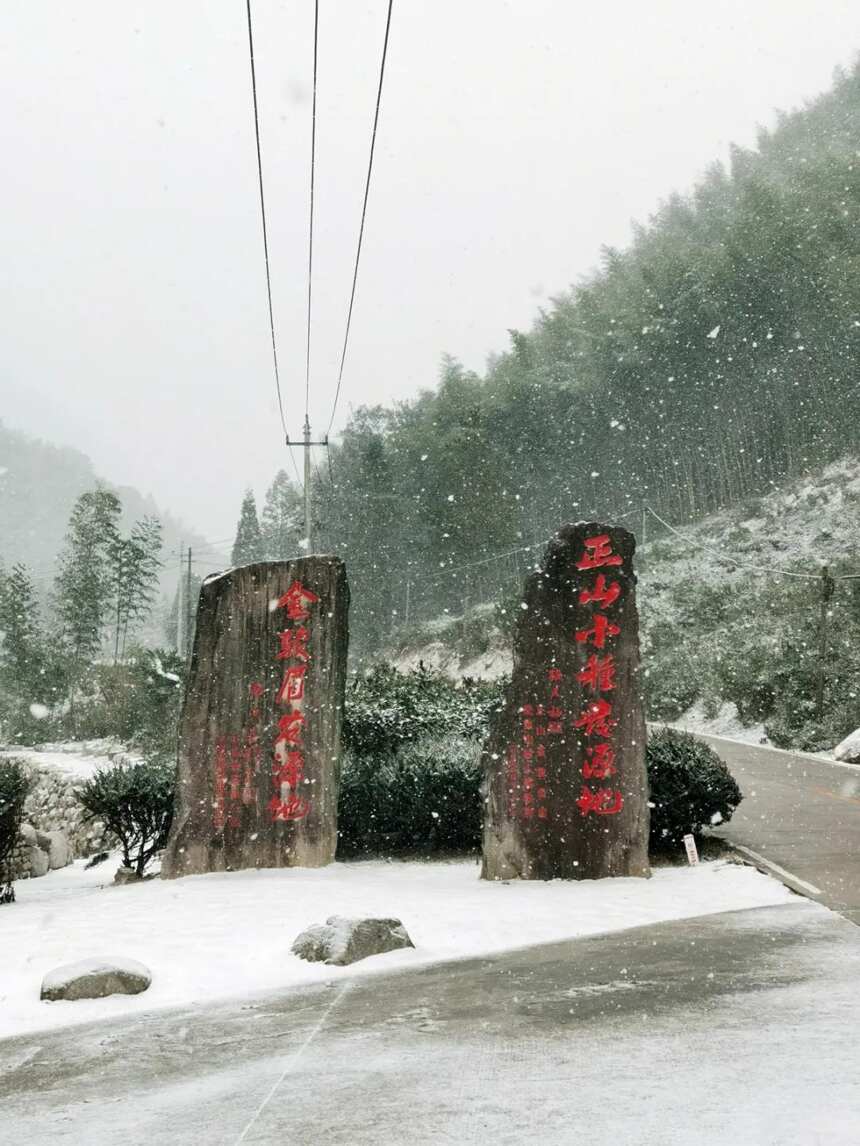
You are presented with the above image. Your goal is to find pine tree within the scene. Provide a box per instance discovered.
[261,470,303,560]
[54,490,121,703]
[231,490,264,566]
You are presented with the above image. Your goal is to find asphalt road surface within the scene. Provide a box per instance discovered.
[2,899,859,1145]
[694,735,860,924]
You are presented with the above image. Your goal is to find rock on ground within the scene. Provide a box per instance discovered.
[292,916,414,966]
[833,727,860,763]
[40,958,152,1002]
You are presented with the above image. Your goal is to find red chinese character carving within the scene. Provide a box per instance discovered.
[268,794,311,821]
[547,668,563,682]
[547,721,563,734]
[521,704,534,717]
[276,626,310,662]
[277,580,320,620]
[249,682,264,698]
[583,742,616,779]
[579,574,621,609]
[575,613,621,650]
[275,711,304,747]
[276,664,307,705]
[576,534,623,570]
[573,698,615,739]
[537,806,548,819]
[577,654,617,693]
[547,706,564,720]
[272,750,305,789]
[576,786,623,816]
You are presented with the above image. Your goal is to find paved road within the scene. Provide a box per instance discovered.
[692,735,860,924]
[2,900,859,1145]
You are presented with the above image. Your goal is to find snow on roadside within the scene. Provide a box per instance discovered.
[670,701,771,747]
[0,855,793,1039]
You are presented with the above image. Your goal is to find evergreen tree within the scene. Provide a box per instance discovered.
[261,470,302,560]
[0,563,45,701]
[54,489,121,702]
[231,490,264,566]
[112,516,163,662]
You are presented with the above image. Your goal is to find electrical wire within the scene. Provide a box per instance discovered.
[245,0,288,442]
[305,0,319,420]
[644,505,820,579]
[326,0,394,437]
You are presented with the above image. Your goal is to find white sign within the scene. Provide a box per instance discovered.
[683,834,699,866]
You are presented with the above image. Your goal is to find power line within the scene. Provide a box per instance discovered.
[326,0,394,438]
[305,0,319,421]
[245,0,288,442]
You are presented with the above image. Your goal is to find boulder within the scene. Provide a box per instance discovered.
[114,866,140,885]
[28,845,50,878]
[292,916,414,966]
[40,957,152,1002]
[19,822,37,846]
[833,728,860,764]
[43,830,72,870]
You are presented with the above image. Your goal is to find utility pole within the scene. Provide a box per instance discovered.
[815,565,835,718]
[176,542,185,656]
[185,547,193,661]
[289,418,328,556]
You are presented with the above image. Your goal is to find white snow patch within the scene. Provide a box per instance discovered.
[0,855,792,1038]
[833,726,860,763]
[671,701,770,746]
[0,739,141,781]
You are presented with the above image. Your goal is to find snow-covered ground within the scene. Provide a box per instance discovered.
[0,738,139,781]
[670,700,770,746]
[0,854,793,1040]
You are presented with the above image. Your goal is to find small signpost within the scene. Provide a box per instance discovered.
[683,834,700,866]
[481,522,650,881]
[162,556,349,878]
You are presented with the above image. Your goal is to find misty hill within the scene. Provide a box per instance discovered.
[312,60,860,651]
[0,421,214,595]
[388,455,860,752]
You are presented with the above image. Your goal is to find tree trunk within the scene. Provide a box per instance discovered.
[481,522,649,881]
[161,556,349,878]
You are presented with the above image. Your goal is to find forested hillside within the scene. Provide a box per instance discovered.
[308,62,860,649]
[0,422,207,593]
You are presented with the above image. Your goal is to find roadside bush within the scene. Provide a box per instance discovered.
[338,736,482,857]
[77,760,174,877]
[0,759,31,903]
[646,727,742,849]
[343,663,505,757]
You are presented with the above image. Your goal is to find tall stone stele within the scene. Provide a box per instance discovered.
[162,556,349,878]
[482,523,649,881]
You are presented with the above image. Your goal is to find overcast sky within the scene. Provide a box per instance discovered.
[2,1,858,539]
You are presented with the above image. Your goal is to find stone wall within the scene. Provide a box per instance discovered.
[2,755,120,883]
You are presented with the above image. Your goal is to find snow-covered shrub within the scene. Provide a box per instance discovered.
[343,664,504,757]
[646,728,742,849]
[0,759,31,904]
[76,760,174,877]
[338,736,482,857]
[73,649,184,762]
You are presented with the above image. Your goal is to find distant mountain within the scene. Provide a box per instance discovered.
[0,421,223,597]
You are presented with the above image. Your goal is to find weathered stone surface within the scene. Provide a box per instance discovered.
[834,727,860,763]
[40,957,152,1002]
[162,557,349,878]
[28,845,49,878]
[19,822,37,846]
[482,522,650,881]
[292,916,414,966]
[114,866,140,885]
[40,830,71,870]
